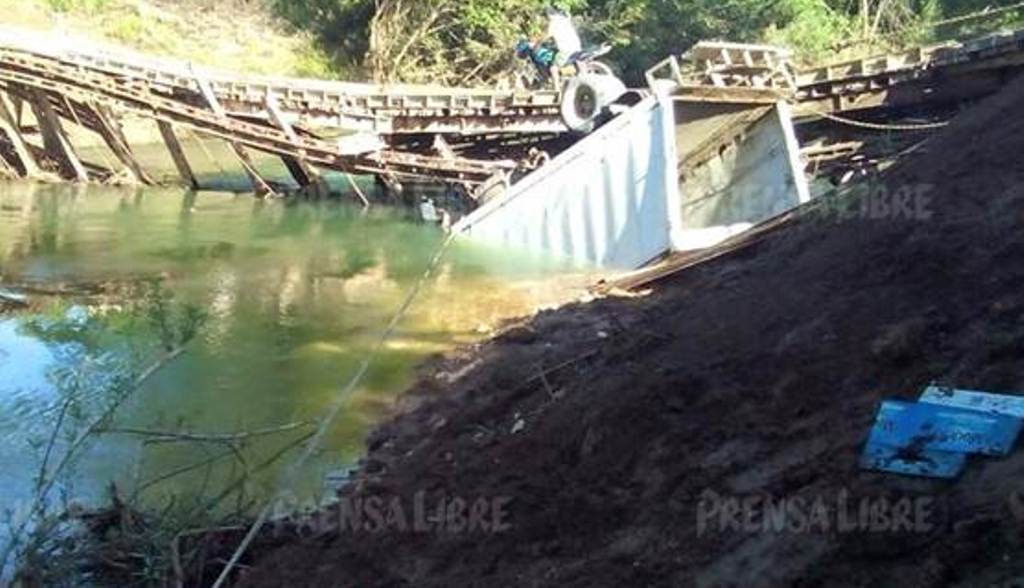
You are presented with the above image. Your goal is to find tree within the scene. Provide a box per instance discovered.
[271,0,1024,84]
[271,0,376,76]
[367,0,587,85]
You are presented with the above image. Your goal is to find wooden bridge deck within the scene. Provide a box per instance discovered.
[0,27,543,191]
[0,28,564,136]
[795,29,1024,117]
[0,25,1022,194]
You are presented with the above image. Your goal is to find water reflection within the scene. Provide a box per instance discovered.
[0,180,582,518]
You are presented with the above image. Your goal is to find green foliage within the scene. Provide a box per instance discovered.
[266,0,1024,84]
[594,0,797,81]
[293,43,341,79]
[764,0,853,64]
[1,285,209,582]
[270,0,375,76]
[366,0,585,85]
[44,0,110,12]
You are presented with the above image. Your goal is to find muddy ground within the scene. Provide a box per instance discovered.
[238,77,1024,587]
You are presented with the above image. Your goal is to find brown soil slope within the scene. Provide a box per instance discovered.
[243,78,1024,587]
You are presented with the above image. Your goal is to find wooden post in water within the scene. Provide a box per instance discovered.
[0,92,41,178]
[0,147,14,178]
[193,74,276,196]
[158,120,199,190]
[90,104,155,185]
[230,145,277,196]
[266,95,328,197]
[29,90,88,182]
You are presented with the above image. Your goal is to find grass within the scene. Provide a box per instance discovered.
[0,0,337,78]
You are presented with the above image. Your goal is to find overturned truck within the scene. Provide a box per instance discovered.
[454,43,810,270]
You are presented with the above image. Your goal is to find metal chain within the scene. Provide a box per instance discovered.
[811,109,951,132]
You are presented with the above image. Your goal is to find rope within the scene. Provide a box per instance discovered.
[211,230,457,588]
[810,109,950,132]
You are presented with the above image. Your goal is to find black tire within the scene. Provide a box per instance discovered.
[559,73,627,134]
[561,78,599,133]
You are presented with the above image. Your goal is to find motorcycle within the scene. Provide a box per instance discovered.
[514,39,615,91]
[514,38,628,134]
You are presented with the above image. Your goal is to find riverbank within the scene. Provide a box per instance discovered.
[228,75,1024,586]
[0,0,333,78]
[0,181,609,585]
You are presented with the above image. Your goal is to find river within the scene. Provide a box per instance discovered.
[0,174,585,564]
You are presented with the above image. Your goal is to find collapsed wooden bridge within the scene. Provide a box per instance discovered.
[0,25,1021,197]
[795,29,1024,180]
[0,28,566,195]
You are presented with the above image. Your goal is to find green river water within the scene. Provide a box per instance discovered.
[0,173,575,552]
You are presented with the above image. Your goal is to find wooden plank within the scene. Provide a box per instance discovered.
[0,91,40,177]
[29,90,88,182]
[0,146,14,177]
[794,69,1009,117]
[671,85,785,104]
[229,143,275,196]
[195,73,275,196]
[0,50,513,184]
[90,103,155,184]
[157,120,199,189]
[265,95,327,194]
[280,155,314,186]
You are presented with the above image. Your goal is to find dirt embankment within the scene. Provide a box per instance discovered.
[240,77,1024,587]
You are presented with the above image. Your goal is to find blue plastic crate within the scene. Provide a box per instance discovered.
[866,400,1023,457]
[920,385,1024,419]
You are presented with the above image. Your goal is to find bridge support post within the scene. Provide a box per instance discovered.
[0,92,41,178]
[265,95,329,198]
[193,74,276,197]
[29,90,89,182]
[229,144,276,197]
[90,104,155,185]
[158,120,199,190]
[0,142,14,177]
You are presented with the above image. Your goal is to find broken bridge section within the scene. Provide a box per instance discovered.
[454,43,810,270]
[0,26,555,191]
[453,95,683,269]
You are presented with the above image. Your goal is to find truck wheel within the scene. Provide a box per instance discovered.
[560,73,627,134]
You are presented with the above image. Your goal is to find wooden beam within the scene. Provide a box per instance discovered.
[195,74,275,196]
[90,103,155,185]
[794,70,1010,117]
[29,90,88,182]
[0,92,40,178]
[265,95,327,196]
[158,120,199,189]
[229,143,276,196]
[11,94,23,126]
[281,155,316,187]
[0,147,14,178]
